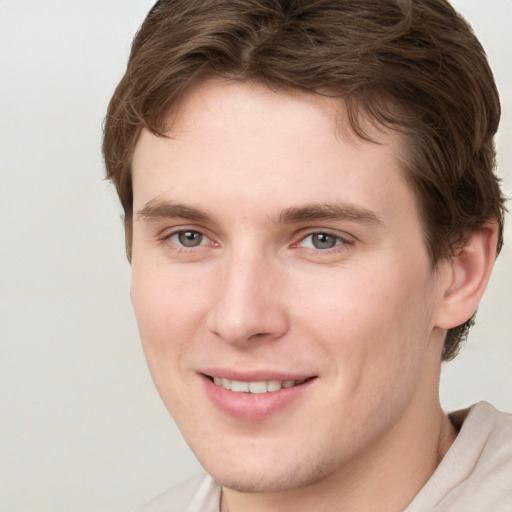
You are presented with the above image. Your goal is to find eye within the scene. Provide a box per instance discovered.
[170,230,207,248]
[300,232,345,250]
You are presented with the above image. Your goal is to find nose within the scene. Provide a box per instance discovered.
[206,251,289,345]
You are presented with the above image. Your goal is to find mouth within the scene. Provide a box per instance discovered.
[201,372,317,421]
[205,375,314,394]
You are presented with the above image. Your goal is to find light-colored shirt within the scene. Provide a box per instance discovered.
[136,402,512,511]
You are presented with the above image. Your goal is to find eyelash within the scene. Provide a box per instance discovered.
[162,229,216,251]
[294,231,354,252]
[160,228,354,254]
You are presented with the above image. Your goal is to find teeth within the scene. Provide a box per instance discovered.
[212,377,307,394]
[248,381,267,394]
[267,380,282,392]
[230,380,249,392]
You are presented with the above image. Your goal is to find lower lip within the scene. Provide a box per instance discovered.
[202,376,315,421]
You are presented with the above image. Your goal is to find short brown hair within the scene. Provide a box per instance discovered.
[103,0,506,360]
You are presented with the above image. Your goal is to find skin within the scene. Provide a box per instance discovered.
[129,80,476,511]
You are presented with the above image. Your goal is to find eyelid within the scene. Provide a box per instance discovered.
[293,229,356,251]
[160,225,218,249]
[170,230,208,247]
[296,228,354,242]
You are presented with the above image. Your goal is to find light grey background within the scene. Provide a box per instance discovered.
[0,1,510,511]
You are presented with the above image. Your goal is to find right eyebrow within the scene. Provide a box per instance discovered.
[136,199,212,223]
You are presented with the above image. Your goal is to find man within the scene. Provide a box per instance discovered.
[103,0,511,510]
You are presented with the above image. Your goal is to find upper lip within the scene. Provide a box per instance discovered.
[200,368,316,382]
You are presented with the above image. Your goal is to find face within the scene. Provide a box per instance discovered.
[130,81,449,493]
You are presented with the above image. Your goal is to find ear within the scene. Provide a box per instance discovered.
[434,222,499,330]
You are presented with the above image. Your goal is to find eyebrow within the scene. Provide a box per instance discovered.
[275,203,384,226]
[136,199,383,227]
[136,200,212,223]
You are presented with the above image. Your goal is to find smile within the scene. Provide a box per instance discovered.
[212,377,309,394]
[203,373,317,420]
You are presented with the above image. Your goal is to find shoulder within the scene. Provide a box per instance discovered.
[447,402,512,508]
[135,474,221,512]
[447,401,512,477]
[407,402,512,511]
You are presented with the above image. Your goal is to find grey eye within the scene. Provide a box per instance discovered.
[177,230,204,247]
[310,233,339,249]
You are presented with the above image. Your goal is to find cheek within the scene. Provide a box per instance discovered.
[130,266,203,364]
[294,263,435,373]
[130,267,204,418]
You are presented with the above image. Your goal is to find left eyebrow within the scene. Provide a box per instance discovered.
[135,199,383,227]
[274,203,384,226]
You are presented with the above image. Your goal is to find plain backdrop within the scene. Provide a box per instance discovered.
[0,1,510,511]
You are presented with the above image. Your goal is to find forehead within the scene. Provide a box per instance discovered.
[131,80,416,226]
[156,80,387,153]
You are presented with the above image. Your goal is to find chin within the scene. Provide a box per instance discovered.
[199,449,338,494]
[210,470,311,494]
